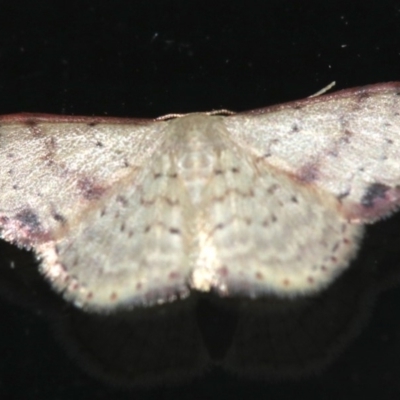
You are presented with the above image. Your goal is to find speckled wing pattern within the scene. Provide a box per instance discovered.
[0,82,399,311]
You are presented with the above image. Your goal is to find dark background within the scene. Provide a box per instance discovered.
[1,1,400,399]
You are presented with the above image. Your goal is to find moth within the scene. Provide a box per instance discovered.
[1,82,399,311]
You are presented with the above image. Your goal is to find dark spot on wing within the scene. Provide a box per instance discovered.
[96,141,104,147]
[77,178,106,200]
[331,241,340,252]
[339,129,353,144]
[25,119,44,137]
[267,184,279,194]
[337,190,350,200]
[47,136,57,150]
[15,209,41,232]
[166,197,179,206]
[88,121,98,127]
[6,208,52,246]
[116,195,128,206]
[282,279,290,286]
[357,91,371,100]
[297,162,319,183]
[25,119,38,127]
[361,183,390,208]
[52,212,66,224]
[168,271,180,280]
[357,89,371,101]
[140,197,155,206]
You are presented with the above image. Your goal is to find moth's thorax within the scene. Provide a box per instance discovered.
[167,114,227,204]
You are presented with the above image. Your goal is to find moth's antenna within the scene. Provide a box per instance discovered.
[309,81,336,98]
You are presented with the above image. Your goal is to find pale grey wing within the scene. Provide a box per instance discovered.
[0,114,186,309]
[189,141,363,298]
[43,150,193,310]
[223,82,400,223]
[0,114,167,247]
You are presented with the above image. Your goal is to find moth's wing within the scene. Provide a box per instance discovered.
[223,82,400,223]
[46,147,193,310]
[190,140,363,298]
[0,114,166,247]
[0,114,191,309]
